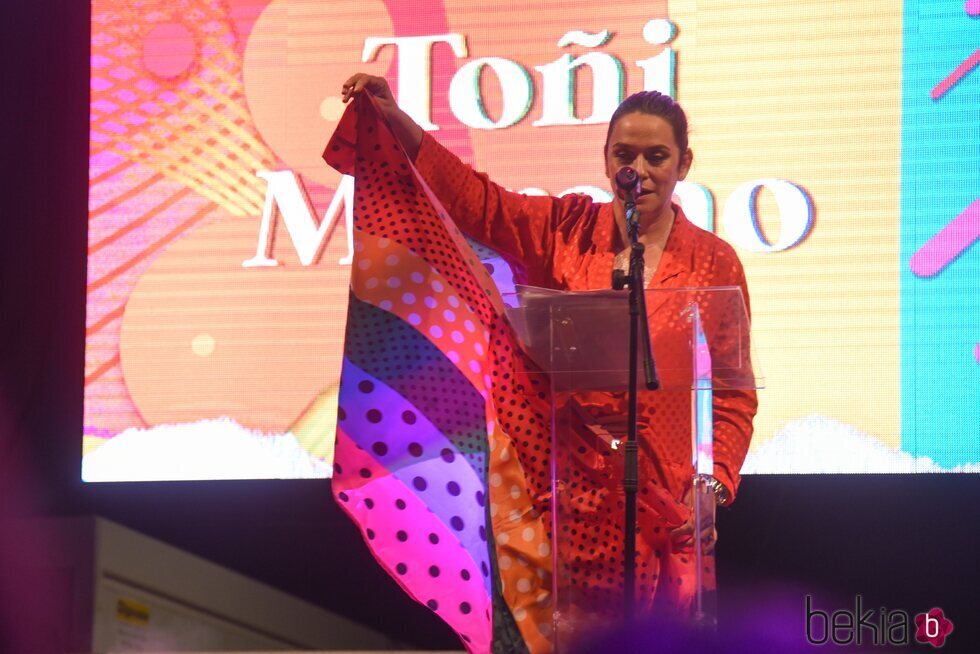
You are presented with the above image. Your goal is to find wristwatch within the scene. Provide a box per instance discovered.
[706,476,731,506]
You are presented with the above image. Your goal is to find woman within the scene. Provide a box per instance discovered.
[334,74,757,652]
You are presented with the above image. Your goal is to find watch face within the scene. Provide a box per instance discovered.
[901,0,980,469]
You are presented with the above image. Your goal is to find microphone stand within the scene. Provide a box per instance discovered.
[612,188,659,621]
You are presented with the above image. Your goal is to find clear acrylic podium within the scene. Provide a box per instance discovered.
[504,285,762,650]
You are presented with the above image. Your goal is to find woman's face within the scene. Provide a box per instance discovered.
[604,111,693,230]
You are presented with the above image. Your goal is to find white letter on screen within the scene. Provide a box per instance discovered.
[362,34,468,132]
[243,172,354,267]
[534,30,623,126]
[722,179,813,252]
[636,19,677,97]
[673,181,714,232]
[449,58,533,129]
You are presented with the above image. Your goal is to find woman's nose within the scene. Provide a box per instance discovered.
[633,156,650,178]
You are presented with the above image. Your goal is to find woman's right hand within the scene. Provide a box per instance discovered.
[340,73,423,159]
[342,73,394,105]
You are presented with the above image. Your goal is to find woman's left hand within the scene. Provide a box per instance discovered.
[669,486,717,554]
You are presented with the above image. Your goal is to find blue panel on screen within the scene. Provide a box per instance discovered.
[901,1,980,467]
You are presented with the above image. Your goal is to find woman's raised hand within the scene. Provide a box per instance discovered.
[340,73,423,159]
[341,73,394,105]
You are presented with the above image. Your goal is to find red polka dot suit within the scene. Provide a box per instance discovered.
[413,131,758,637]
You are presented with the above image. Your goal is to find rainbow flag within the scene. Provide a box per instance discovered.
[324,96,534,652]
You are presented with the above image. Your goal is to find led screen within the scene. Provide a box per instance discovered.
[83,0,980,481]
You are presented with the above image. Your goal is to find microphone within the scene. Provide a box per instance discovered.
[615,166,641,204]
[615,167,641,233]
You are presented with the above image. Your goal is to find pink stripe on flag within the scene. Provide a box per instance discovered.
[333,428,492,653]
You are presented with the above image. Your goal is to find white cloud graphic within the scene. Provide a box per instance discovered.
[744,415,980,474]
[82,417,330,482]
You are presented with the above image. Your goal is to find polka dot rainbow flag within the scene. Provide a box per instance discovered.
[323,95,554,652]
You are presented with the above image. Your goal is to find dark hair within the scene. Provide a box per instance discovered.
[604,91,689,154]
